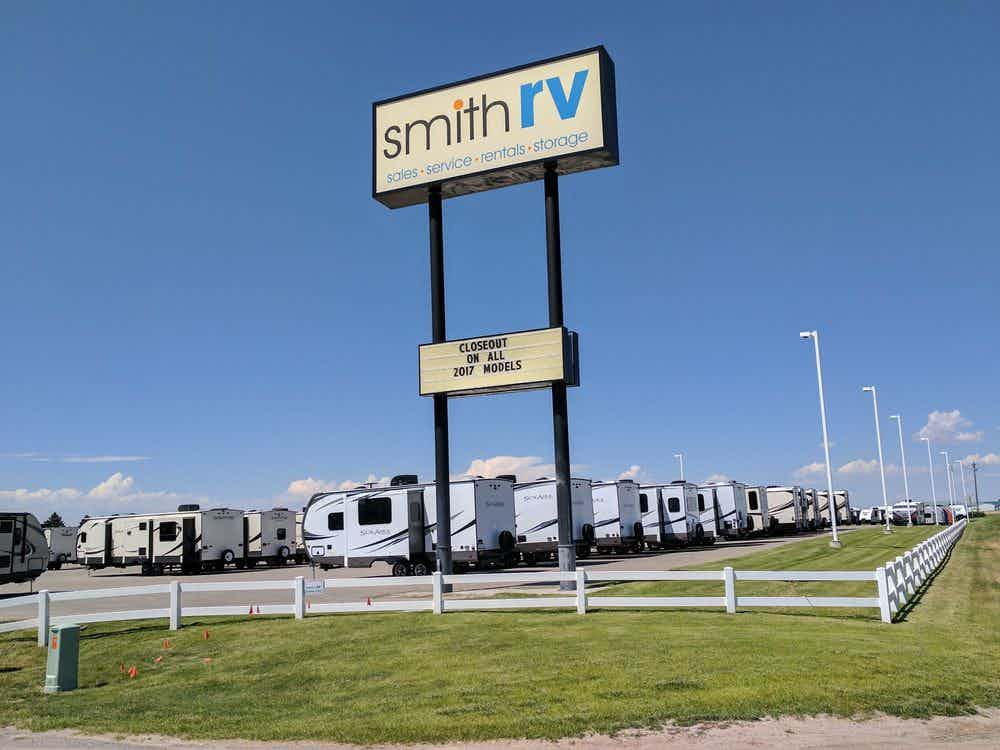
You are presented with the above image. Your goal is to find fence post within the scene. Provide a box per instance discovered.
[432,571,443,615]
[294,576,305,620]
[169,580,181,631]
[575,570,587,614]
[37,590,50,647]
[875,567,892,623]
[723,567,736,614]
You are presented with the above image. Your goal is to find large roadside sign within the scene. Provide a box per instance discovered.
[419,327,579,397]
[373,47,618,208]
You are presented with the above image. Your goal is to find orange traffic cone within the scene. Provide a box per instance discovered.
[119,663,126,673]
[366,596,372,606]
[202,629,210,640]
[248,604,254,615]
[255,605,261,614]
[128,665,138,679]
[162,639,171,649]
[154,656,163,664]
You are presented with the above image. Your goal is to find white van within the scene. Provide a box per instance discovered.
[44,526,78,569]
[591,479,643,553]
[303,476,518,575]
[638,481,702,547]
[514,478,596,562]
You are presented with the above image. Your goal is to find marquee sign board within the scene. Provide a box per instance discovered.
[373,47,618,209]
[419,327,579,397]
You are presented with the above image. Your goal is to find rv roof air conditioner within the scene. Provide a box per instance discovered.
[177,504,201,512]
[390,474,418,487]
[496,474,517,482]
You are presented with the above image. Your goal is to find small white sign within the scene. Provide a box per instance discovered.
[304,580,325,595]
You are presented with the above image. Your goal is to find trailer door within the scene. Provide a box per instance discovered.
[0,517,13,576]
[656,490,666,541]
[182,517,197,569]
[103,522,113,566]
[407,490,426,558]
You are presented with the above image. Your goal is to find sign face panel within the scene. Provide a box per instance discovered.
[419,327,578,397]
[304,580,325,595]
[374,47,618,208]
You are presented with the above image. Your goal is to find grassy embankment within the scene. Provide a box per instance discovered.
[0,519,996,744]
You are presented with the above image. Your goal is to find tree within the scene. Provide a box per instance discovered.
[41,512,64,528]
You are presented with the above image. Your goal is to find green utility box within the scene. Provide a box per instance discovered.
[44,624,79,693]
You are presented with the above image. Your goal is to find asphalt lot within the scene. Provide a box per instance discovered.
[0,531,842,622]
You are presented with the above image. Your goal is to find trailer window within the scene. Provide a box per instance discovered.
[139,522,147,531]
[0,520,11,534]
[668,497,680,514]
[639,494,648,513]
[159,522,178,542]
[276,527,287,540]
[697,494,706,512]
[358,497,391,526]
[328,512,344,531]
[79,532,87,543]
[748,491,759,511]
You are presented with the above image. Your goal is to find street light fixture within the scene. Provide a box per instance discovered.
[921,437,939,524]
[673,452,685,481]
[862,386,892,534]
[799,330,841,548]
[889,415,912,526]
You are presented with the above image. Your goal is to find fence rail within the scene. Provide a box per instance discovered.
[0,520,966,644]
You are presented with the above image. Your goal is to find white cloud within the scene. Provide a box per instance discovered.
[837,459,900,476]
[618,465,642,481]
[0,473,198,520]
[794,462,826,478]
[457,456,588,482]
[284,474,390,499]
[963,453,1000,466]
[704,473,730,483]
[916,410,983,444]
[3,451,149,463]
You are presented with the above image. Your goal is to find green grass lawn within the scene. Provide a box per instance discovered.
[0,519,996,744]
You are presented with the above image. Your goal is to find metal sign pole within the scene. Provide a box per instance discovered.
[544,163,577,591]
[428,185,453,581]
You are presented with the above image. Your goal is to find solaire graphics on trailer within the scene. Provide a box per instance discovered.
[302,475,517,575]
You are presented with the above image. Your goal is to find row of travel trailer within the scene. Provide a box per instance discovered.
[1,490,972,585]
[299,477,860,576]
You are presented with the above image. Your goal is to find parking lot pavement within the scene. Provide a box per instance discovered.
[0,531,845,621]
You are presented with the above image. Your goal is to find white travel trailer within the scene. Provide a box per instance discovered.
[303,476,518,575]
[109,506,245,574]
[817,490,851,527]
[638,481,702,547]
[44,527,78,569]
[514,477,595,562]
[698,481,750,540]
[924,505,947,524]
[858,507,885,524]
[835,490,852,525]
[891,501,926,525]
[765,486,804,533]
[802,488,822,529]
[1,512,49,585]
[949,504,969,521]
[591,479,643,553]
[242,509,295,567]
[745,485,773,535]
[77,516,118,568]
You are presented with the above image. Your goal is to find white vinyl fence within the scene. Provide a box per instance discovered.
[0,520,966,645]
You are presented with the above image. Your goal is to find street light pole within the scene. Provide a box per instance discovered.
[889,415,912,526]
[862,386,892,534]
[921,437,938,524]
[955,460,969,510]
[940,450,956,506]
[800,330,840,548]
[673,452,685,481]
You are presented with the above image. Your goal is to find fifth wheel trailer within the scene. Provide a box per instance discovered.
[242,509,295,567]
[514,478,596,562]
[106,507,244,574]
[0,512,49,585]
[818,490,853,526]
[590,479,643,553]
[44,526,78,569]
[638,481,702,547]
[802,488,821,529]
[765,486,805,533]
[745,485,774,535]
[698,481,750,539]
[303,476,518,575]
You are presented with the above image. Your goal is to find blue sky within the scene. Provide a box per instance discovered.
[2,2,997,521]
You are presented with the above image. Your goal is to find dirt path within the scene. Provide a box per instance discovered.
[4,711,999,750]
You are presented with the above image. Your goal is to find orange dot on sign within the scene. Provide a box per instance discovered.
[453,99,463,110]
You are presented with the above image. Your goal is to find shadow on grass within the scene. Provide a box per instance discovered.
[892,546,954,623]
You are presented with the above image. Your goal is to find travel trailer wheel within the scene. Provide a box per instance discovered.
[521,552,537,566]
[277,546,291,562]
[411,560,431,576]
[221,549,236,565]
[391,560,410,577]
